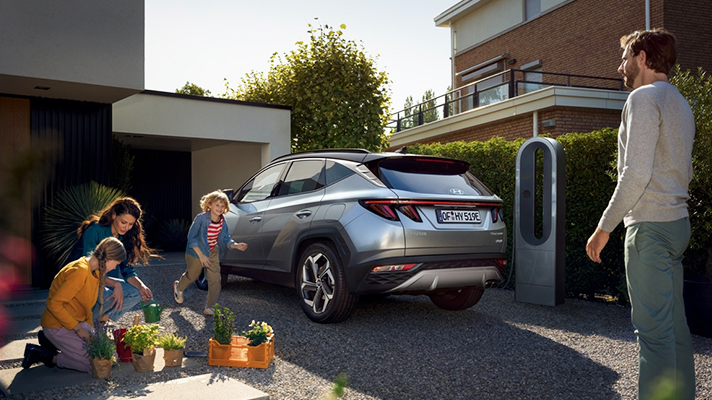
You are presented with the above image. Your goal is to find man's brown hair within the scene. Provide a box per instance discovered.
[620,28,677,75]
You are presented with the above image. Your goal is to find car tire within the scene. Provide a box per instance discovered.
[297,242,358,323]
[428,287,484,311]
[195,269,208,291]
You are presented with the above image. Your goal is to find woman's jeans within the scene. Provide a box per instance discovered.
[92,278,142,322]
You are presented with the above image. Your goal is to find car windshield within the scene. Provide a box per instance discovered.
[376,157,491,196]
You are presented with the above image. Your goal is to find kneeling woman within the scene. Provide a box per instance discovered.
[22,237,126,374]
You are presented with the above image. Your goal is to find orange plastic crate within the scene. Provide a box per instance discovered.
[208,335,274,368]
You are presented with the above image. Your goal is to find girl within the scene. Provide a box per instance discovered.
[68,197,157,323]
[23,237,126,374]
[173,190,247,316]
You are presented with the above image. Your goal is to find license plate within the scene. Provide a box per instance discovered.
[437,209,481,224]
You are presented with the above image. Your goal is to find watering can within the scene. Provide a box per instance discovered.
[141,298,166,323]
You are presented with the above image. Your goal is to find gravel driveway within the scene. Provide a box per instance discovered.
[16,263,712,400]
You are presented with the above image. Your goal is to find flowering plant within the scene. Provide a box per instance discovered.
[84,323,116,361]
[241,320,273,346]
[122,324,158,354]
[212,304,235,345]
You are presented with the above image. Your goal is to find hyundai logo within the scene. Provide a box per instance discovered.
[449,188,465,195]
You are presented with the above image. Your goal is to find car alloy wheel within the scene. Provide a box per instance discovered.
[195,269,208,291]
[297,242,358,323]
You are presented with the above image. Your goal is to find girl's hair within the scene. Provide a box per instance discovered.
[90,237,126,317]
[200,190,230,214]
[77,197,156,265]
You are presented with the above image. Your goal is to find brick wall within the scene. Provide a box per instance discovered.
[454,0,710,88]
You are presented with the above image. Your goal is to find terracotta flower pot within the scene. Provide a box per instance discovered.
[90,357,113,379]
[163,349,184,367]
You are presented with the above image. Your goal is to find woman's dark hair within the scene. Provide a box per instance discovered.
[90,237,126,317]
[78,197,156,265]
[620,28,677,75]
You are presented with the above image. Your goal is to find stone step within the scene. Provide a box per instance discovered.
[1,302,46,319]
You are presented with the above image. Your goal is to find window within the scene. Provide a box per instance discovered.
[237,164,284,203]
[526,0,541,21]
[325,161,354,185]
[277,160,324,196]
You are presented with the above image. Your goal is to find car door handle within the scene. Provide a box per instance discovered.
[249,216,262,223]
[295,210,312,219]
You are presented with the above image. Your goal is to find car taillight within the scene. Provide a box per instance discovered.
[371,263,418,273]
[360,200,422,222]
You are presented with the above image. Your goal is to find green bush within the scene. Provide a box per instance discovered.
[670,66,712,278]
[40,181,125,270]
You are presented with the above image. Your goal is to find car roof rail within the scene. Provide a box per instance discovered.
[272,148,372,162]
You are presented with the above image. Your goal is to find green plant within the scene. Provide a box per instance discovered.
[40,181,125,269]
[212,304,236,345]
[84,324,116,361]
[156,332,186,350]
[670,66,712,279]
[122,324,158,354]
[241,320,273,347]
[155,218,190,251]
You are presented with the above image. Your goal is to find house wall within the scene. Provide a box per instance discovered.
[0,0,144,103]
[453,0,711,89]
[392,106,621,147]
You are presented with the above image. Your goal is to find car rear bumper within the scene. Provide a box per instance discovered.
[347,253,507,295]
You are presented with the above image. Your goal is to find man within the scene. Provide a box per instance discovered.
[586,28,696,399]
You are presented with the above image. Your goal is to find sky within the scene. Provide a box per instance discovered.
[144,0,456,113]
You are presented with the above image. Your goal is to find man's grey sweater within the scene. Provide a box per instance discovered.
[598,80,695,232]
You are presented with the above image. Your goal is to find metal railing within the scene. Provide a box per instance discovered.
[387,69,624,133]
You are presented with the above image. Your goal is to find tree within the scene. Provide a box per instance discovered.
[421,89,439,123]
[224,23,391,152]
[176,82,211,97]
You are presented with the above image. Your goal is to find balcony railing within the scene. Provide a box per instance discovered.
[387,69,624,133]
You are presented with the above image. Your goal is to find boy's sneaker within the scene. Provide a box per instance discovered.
[203,308,214,317]
[173,281,183,304]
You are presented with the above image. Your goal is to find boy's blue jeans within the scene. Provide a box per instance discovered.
[624,218,695,400]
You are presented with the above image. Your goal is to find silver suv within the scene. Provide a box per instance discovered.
[219,149,507,323]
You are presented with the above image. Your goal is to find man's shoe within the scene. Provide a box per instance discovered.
[22,344,56,369]
[38,329,58,353]
[174,280,184,304]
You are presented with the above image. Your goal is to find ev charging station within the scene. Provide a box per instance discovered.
[514,137,565,306]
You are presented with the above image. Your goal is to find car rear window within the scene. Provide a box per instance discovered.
[375,157,492,196]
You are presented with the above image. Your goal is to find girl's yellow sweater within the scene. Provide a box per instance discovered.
[41,257,99,330]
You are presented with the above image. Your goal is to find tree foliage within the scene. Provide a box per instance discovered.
[224,23,391,152]
[176,81,211,97]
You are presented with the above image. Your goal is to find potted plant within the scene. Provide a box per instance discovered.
[84,324,117,379]
[157,332,186,367]
[208,304,275,368]
[122,324,158,372]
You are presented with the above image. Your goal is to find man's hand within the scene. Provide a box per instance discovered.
[586,227,611,264]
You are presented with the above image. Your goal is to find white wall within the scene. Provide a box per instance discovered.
[0,0,144,102]
[453,0,523,51]
[191,142,268,216]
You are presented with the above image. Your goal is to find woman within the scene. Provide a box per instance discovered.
[23,237,126,373]
[67,197,157,323]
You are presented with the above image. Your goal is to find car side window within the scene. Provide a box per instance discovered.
[324,160,354,185]
[276,160,325,197]
[237,164,284,203]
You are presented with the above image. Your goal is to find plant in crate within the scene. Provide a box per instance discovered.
[242,320,274,346]
[212,303,236,345]
[122,324,158,372]
[84,323,117,379]
[157,332,186,367]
